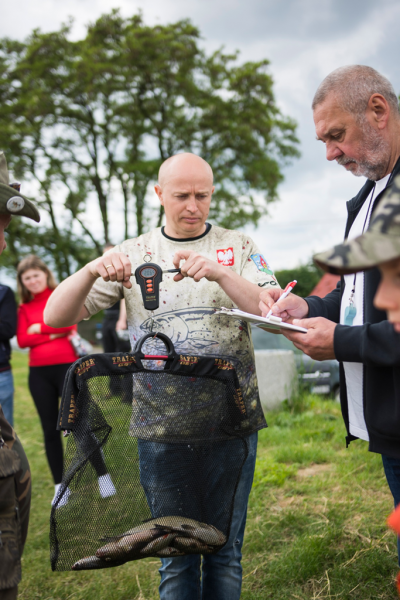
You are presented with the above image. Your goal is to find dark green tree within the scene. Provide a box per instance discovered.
[274,261,325,298]
[0,10,299,280]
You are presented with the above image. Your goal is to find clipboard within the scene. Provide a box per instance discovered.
[216,307,308,333]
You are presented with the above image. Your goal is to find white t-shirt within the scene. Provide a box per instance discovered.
[84,224,279,433]
[340,174,390,441]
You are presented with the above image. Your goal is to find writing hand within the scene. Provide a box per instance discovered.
[259,290,309,321]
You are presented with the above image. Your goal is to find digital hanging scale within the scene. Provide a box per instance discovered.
[135,260,181,312]
[135,261,181,331]
[135,263,163,311]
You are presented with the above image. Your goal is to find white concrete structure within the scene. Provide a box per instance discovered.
[254,350,297,411]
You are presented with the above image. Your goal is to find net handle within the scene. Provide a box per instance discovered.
[134,332,177,368]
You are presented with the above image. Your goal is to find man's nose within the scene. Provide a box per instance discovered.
[326,142,342,162]
[186,196,198,212]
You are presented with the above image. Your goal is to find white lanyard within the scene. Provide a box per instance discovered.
[343,184,376,326]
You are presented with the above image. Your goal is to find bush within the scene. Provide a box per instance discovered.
[274,261,324,297]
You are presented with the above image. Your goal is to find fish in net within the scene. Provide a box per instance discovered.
[50,333,254,571]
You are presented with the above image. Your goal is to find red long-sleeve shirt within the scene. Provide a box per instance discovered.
[17,287,78,367]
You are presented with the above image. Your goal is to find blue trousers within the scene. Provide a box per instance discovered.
[382,454,400,565]
[0,369,14,427]
[138,432,258,600]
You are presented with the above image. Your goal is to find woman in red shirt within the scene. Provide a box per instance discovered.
[17,255,116,505]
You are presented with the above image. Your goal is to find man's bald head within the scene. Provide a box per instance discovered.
[158,153,213,188]
[155,153,215,239]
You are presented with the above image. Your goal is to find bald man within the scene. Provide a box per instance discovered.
[45,153,278,599]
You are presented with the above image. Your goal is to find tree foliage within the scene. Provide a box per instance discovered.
[0,10,299,280]
[274,261,324,298]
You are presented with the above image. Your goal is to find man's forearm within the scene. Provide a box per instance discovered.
[334,321,400,366]
[44,266,96,327]
[216,269,262,315]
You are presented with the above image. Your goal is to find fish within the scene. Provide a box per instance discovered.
[101,521,168,542]
[108,517,226,547]
[156,546,184,557]
[140,533,177,555]
[98,516,226,561]
[72,556,127,571]
[172,536,214,555]
[96,528,164,559]
[149,517,226,546]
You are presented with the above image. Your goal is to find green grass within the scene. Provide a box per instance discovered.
[11,352,399,599]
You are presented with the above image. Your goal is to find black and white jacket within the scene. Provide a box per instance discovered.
[306,157,400,459]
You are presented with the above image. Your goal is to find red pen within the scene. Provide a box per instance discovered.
[266,280,297,319]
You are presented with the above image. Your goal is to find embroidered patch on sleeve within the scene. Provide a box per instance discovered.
[217,248,234,266]
[250,253,274,275]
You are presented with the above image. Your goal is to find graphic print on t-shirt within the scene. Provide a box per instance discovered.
[141,307,219,350]
[216,248,234,266]
[250,253,274,276]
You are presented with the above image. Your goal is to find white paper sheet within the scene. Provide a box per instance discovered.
[216,308,308,333]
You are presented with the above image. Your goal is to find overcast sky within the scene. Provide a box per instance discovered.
[2,0,400,272]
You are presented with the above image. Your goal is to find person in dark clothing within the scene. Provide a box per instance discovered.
[0,151,40,600]
[101,245,131,402]
[313,160,400,564]
[259,66,400,562]
[0,285,17,426]
[102,300,123,351]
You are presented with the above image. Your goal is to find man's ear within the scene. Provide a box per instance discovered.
[368,94,390,130]
[154,184,164,206]
[211,186,215,196]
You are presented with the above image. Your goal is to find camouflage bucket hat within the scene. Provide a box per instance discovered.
[314,174,400,275]
[0,152,40,222]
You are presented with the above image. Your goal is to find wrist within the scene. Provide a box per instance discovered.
[300,297,310,318]
[214,265,232,285]
[85,262,100,282]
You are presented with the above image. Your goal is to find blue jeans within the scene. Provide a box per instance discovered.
[382,454,400,565]
[138,432,258,600]
[0,369,14,427]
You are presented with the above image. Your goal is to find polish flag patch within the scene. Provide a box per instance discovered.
[217,248,234,266]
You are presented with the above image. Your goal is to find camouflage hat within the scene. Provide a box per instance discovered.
[314,174,400,275]
[0,152,40,223]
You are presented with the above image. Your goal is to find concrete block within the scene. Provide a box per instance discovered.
[254,350,297,411]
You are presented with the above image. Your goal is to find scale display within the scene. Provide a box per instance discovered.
[140,267,156,278]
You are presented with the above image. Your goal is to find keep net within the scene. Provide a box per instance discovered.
[50,333,250,571]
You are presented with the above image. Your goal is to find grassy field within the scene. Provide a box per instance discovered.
[11,351,400,599]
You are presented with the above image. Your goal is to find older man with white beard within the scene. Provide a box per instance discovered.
[259,65,400,562]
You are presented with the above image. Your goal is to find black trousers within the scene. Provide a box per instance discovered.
[102,317,120,353]
[102,317,131,400]
[102,316,131,353]
[29,364,108,484]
